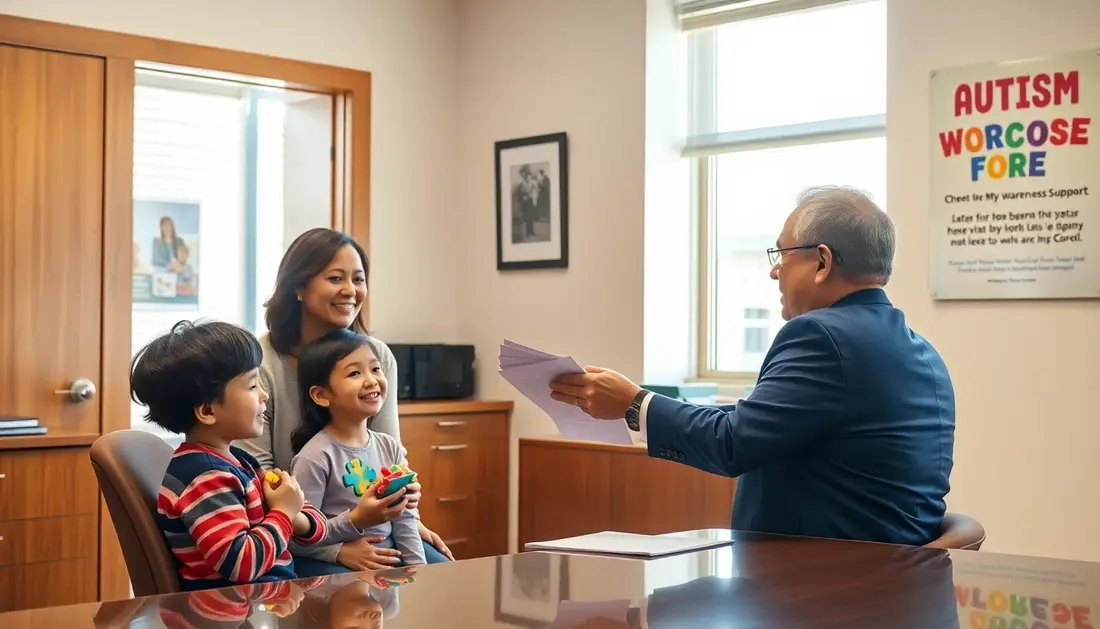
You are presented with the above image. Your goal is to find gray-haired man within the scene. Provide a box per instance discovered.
[550,186,955,546]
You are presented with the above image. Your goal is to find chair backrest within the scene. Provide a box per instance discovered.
[924,512,985,550]
[90,430,181,596]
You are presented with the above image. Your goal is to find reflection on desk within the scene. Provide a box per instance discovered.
[1,530,1098,629]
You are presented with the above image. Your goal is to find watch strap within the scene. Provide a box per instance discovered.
[624,389,648,431]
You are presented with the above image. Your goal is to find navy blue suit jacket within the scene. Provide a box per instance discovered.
[646,289,954,546]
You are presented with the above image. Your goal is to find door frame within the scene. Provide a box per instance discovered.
[0,13,373,601]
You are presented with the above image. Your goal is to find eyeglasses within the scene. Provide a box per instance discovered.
[766,244,843,267]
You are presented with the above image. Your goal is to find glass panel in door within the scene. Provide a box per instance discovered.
[128,65,334,441]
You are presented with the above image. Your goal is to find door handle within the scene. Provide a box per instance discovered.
[55,378,96,403]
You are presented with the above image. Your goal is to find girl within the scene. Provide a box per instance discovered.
[289,329,427,576]
[236,227,453,568]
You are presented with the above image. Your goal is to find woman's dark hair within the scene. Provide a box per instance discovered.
[159,216,177,241]
[290,328,381,453]
[265,228,370,355]
[130,320,262,434]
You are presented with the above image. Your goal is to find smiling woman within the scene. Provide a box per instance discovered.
[237,229,393,462]
[235,227,455,573]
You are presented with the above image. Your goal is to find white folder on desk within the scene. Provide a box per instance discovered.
[524,531,732,557]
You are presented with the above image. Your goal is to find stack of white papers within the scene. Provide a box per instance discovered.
[497,340,633,445]
[525,531,733,557]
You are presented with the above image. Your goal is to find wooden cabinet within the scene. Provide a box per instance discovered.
[518,436,737,550]
[399,400,512,560]
[0,448,101,612]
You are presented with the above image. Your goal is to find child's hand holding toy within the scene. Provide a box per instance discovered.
[263,469,305,524]
[350,465,417,528]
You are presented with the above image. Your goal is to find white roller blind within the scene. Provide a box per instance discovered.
[129,74,248,436]
[679,0,854,30]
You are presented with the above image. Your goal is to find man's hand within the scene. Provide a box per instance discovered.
[549,366,641,419]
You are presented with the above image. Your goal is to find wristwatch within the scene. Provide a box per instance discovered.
[624,389,649,432]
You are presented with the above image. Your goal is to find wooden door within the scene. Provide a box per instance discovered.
[0,44,105,436]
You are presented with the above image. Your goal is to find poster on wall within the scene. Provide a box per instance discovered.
[133,199,200,306]
[929,48,1100,300]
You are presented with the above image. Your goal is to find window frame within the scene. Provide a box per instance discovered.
[690,2,886,382]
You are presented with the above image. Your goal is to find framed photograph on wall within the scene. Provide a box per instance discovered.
[494,553,570,627]
[495,132,569,271]
[132,198,201,307]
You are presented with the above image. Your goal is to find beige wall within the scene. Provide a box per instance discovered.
[888,0,1100,561]
[455,0,648,549]
[6,0,1099,562]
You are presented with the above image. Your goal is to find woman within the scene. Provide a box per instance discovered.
[238,228,453,574]
[152,216,184,270]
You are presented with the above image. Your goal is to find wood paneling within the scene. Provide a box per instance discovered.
[99,56,136,603]
[0,45,104,436]
[518,436,737,550]
[401,401,512,560]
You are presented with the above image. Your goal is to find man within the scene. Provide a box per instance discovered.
[549,186,955,546]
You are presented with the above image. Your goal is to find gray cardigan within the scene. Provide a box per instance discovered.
[236,333,403,471]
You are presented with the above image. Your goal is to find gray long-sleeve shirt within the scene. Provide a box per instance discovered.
[289,430,425,565]
[236,333,403,471]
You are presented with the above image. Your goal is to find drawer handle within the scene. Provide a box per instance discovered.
[0,473,6,479]
[437,495,468,503]
[437,421,466,428]
[443,537,468,545]
[432,444,468,451]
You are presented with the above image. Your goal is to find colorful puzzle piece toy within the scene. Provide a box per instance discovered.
[372,570,416,589]
[342,458,378,497]
[375,463,418,499]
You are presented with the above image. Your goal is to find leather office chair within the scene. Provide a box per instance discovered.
[90,430,181,596]
[924,512,985,550]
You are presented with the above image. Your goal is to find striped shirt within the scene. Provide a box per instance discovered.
[157,443,327,591]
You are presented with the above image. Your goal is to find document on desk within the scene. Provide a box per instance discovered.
[497,340,633,445]
[525,531,733,557]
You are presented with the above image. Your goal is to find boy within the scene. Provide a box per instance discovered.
[131,320,328,591]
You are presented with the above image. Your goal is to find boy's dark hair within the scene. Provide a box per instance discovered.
[130,320,263,434]
[264,228,370,355]
[290,328,380,454]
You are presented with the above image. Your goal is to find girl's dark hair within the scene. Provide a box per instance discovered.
[290,328,381,453]
[130,320,262,434]
[265,228,370,355]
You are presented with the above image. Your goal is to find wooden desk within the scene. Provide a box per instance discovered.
[399,400,512,560]
[518,436,736,549]
[1,531,1094,628]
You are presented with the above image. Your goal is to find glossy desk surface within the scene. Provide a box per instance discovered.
[4,530,1098,629]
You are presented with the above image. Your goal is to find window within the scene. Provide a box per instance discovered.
[128,66,333,440]
[686,0,887,379]
[742,307,770,355]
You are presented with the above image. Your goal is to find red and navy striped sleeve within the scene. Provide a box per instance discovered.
[168,468,294,583]
[293,503,328,546]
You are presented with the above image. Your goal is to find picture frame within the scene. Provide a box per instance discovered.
[495,132,569,270]
[494,554,571,627]
[132,197,201,308]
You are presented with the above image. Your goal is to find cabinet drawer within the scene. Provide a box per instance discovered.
[401,413,507,445]
[0,558,98,612]
[0,448,98,521]
[0,515,98,566]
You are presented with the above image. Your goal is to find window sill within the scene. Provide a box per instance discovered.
[684,376,756,402]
